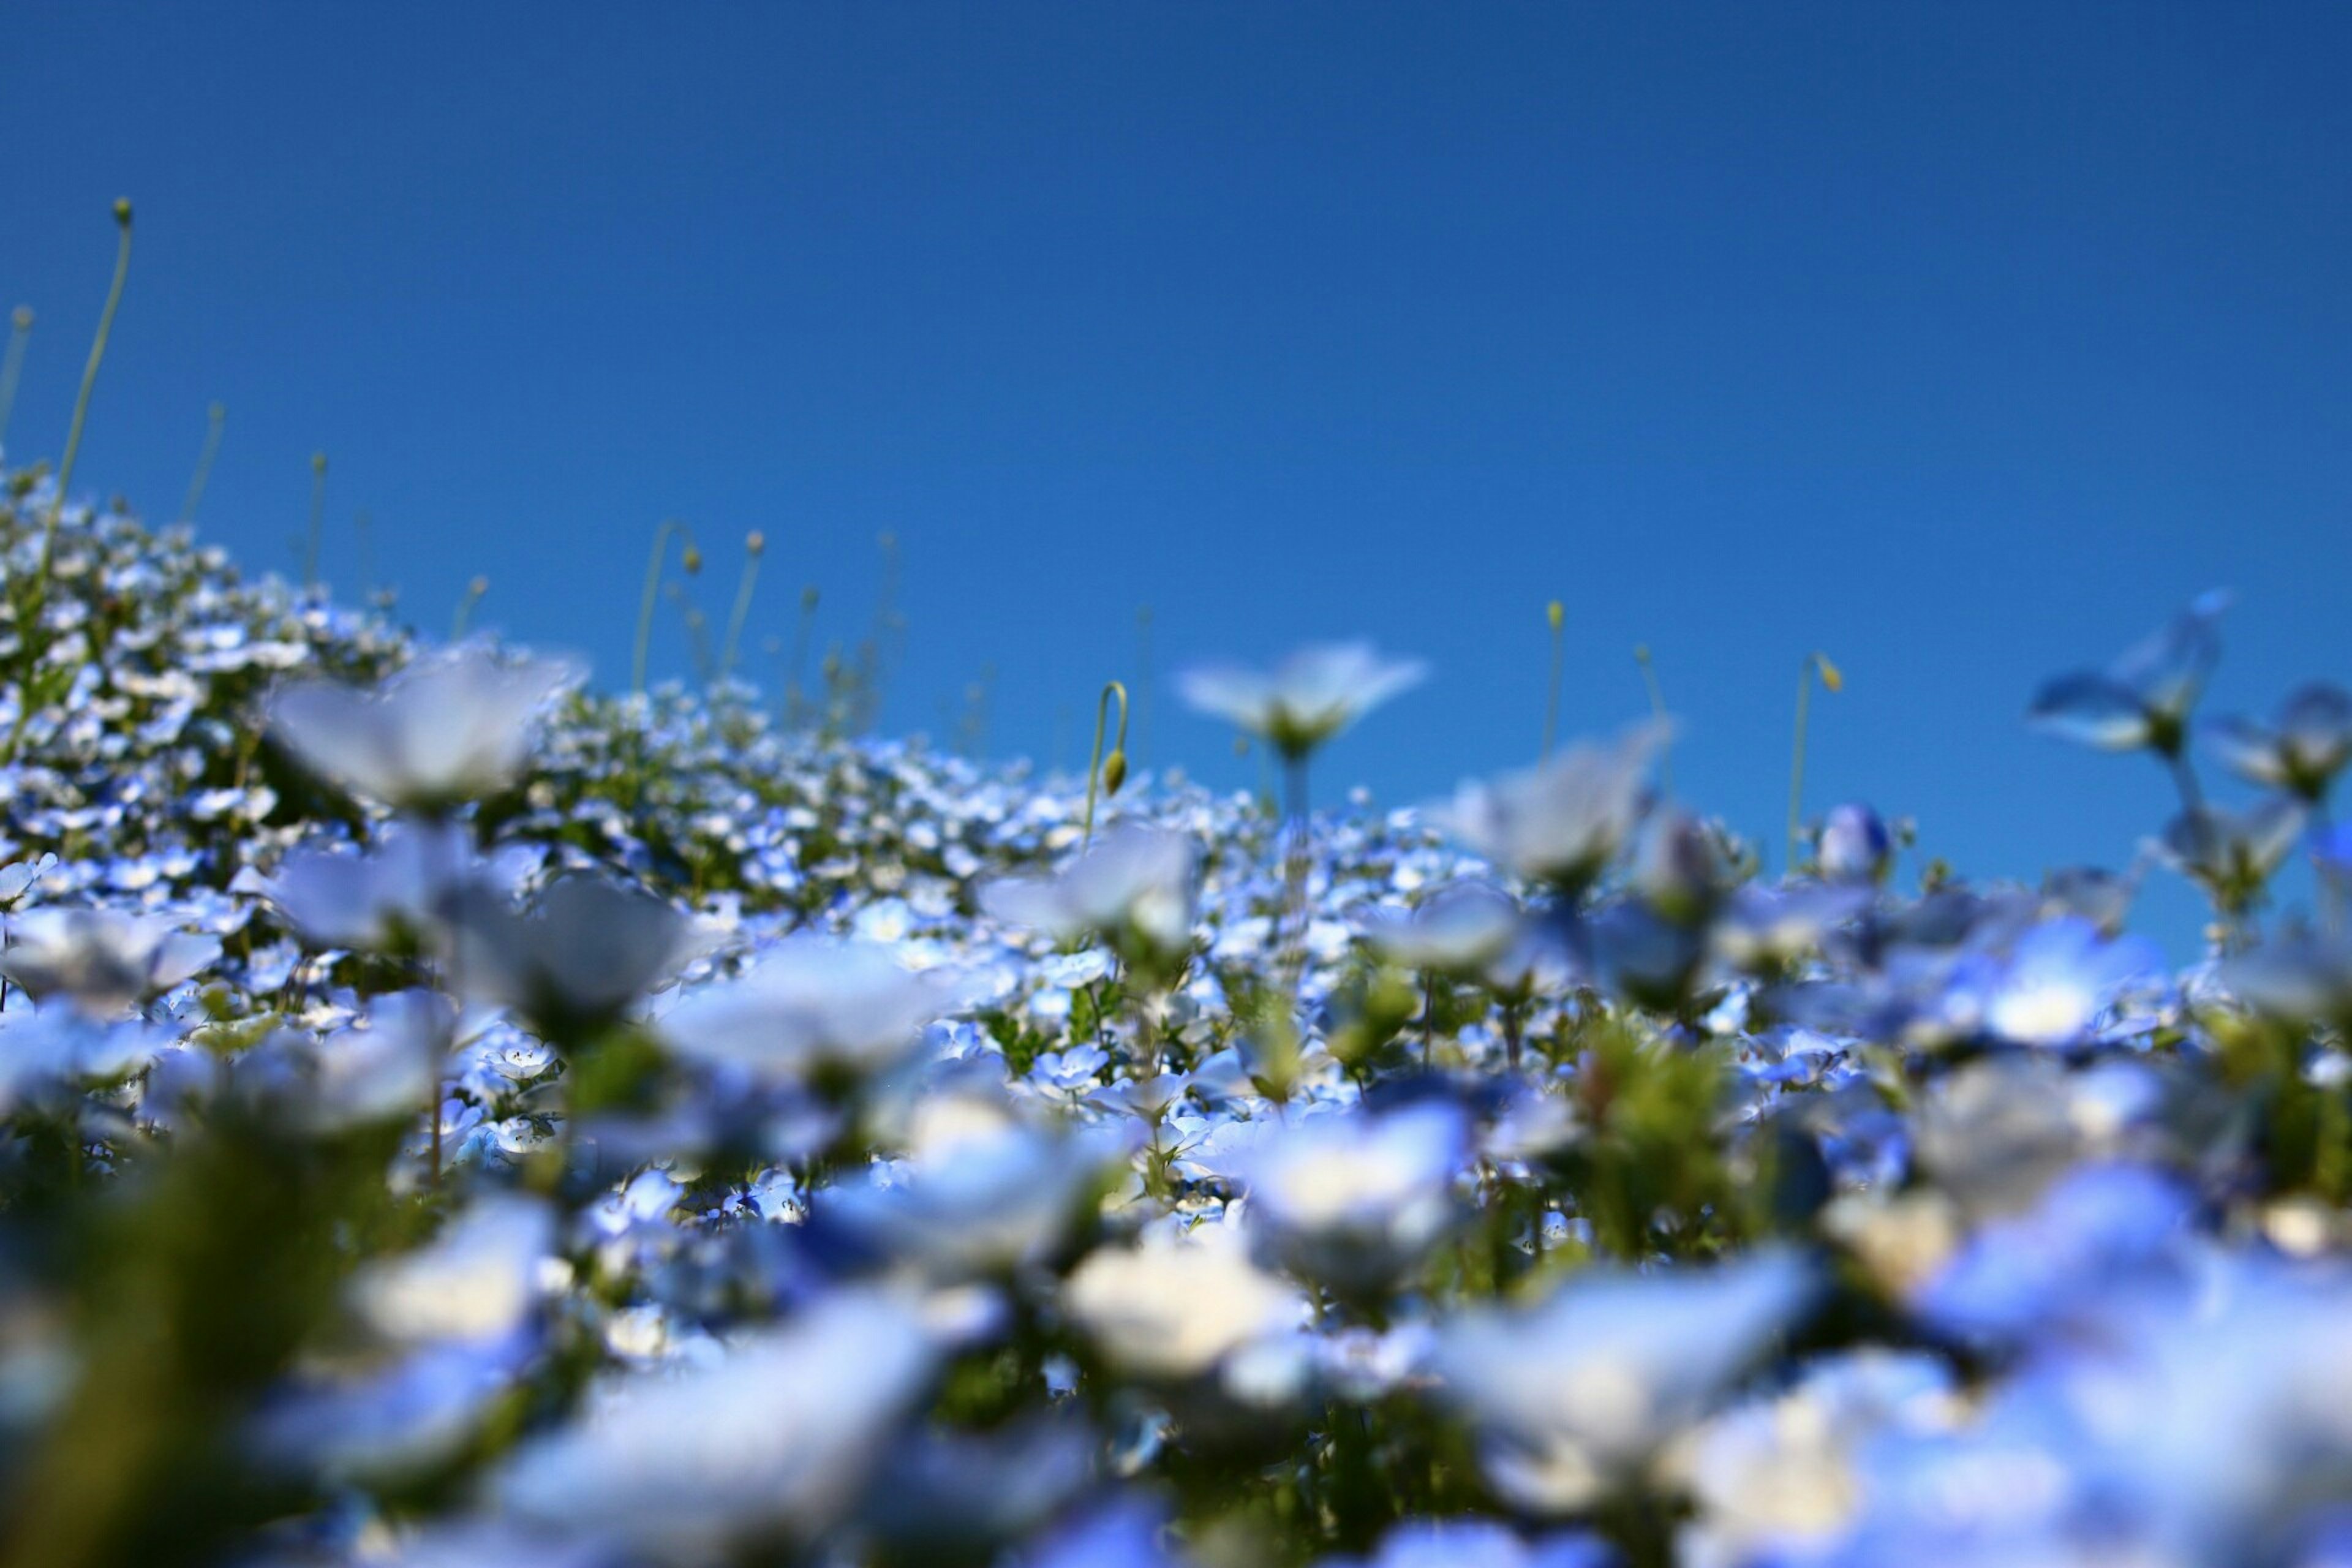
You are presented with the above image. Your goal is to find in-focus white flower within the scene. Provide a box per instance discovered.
[982,826,1200,971]
[0,907,219,1014]
[654,935,968,1082]
[1063,1224,1304,1382]
[1238,1103,1467,1296]
[265,646,579,810]
[1447,722,1668,890]
[1433,1249,1814,1512]
[494,1291,938,1556]
[1178,642,1426,758]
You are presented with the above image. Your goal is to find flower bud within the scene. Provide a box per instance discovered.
[1817,802,1891,884]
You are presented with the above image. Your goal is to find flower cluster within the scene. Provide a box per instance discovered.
[0,473,2349,1568]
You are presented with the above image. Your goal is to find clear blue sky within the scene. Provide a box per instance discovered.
[5,2,2349,938]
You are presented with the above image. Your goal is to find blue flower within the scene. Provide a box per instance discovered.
[2028,590,2230,755]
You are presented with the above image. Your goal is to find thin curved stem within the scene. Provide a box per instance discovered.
[1082,680,1130,848]
[179,402,225,524]
[37,202,134,599]
[631,519,695,696]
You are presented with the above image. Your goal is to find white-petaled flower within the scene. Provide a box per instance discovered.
[1447,722,1668,890]
[0,907,219,1014]
[350,1194,553,1348]
[447,872,716,1032]
[1062,1224,1305,1382]
[1433,1249,1814,1513]
[1673,1350,1962,1568]
[653,934,969,1082]
[265,646,579,810]
[1238,1102,1467,1296]
[826,1117,1130,1281]
[1354,881,1521,974]
[292,989,453,1134]
[982,826,1200,971]
[1177,642,1426,758]
[233,819,498,951]
[493,1291,938,1556]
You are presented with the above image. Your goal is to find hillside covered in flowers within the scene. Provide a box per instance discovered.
[3,464,2352,1568]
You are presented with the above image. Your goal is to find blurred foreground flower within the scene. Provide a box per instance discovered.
[265,646,579,810]
[1178,641,1425,758]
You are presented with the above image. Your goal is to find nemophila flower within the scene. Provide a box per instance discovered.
[858,1415,1098,1559]
[1319,1518,1617,1568]
[1816,802,1893,885]
[447,872,714,1036]
[349,1194,552,1349]
[2223,932,2352,1025]
[1354,881,1521,974]
[1909,1056,2168,1219]
[493,1289,939,1556]
[2028,589,2231,755]
[982,825,1200,973]
[1673,1350,1961,1568]
[1912,1163,2192,1344]
[1446,721,1668,891]
[1237,1102,1467,1296]
[0,1008,168,1108]
[265,646,579,811]
[1432,1250,1815,1512]
[1713,882,1872,973]
[653,934,969,1083]
[282,989,453,1134]
[1061,1224,1305,1383]
[1177,641,1426,759]
[1945,916,2163,1049]
[252,1338,531,1486]
[821,1116,1129,1281]
[2207,683,2352,802]
[233,819,508,952]
[2160,799,2309,913]
[0,907,217,1014]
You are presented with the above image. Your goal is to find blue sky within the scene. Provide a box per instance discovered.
[5,2,2348,939]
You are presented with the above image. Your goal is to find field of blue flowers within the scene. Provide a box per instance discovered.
[6,360,2352,1562]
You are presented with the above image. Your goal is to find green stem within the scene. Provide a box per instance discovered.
[631,519,695,696]
[36,202,134,608]
[0,307,32,452]
[1787,659,1813,875]
[179,402,225,525]
[1542,600,1565,758]
[303,452,327,591]
[1082,680,1129,848]
[718,533,764,681]
[1636,644,1672,794]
